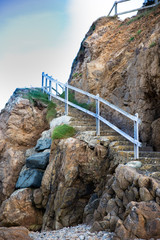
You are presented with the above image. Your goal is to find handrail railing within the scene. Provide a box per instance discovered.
[108,0,159,16]
[42,72,142,159]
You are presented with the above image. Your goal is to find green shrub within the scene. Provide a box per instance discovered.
[52,124,76,140]
[137,29,142,35]
[149,41,156,48]
[129,36,135,42]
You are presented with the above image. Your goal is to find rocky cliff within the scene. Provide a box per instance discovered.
[0,7,160,240]
[69,5,160,150]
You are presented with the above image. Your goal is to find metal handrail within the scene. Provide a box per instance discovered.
[108,0,159,16]
[42,72,142,159]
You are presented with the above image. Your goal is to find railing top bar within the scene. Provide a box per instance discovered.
[99,97,140,122]
[116,0,130,3]
[117,3,159,16]
[108,0,160,16]
[68,85,97,100]
[42,72,140,123]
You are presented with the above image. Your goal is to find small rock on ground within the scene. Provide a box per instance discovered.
[29,224,115,240]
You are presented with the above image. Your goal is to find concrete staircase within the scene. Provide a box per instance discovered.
[54,99,160,181]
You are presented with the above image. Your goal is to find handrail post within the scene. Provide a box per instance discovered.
[115,1,118,15]
[96,94,100,136]
[65,83,68,115]
[134,113,139,159]
[42,72,44,92]
[45,74,48,91]
[56,81,58,96]
[49,78,52,100]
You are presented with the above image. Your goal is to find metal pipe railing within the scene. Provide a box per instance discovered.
[41,72,142,159]
[108,0,160,16]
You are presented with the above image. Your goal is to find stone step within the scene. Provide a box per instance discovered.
[112,145,134,151]
[130,157,160,164]
[118,151,160,159]
[139,164,160,172]
[109,140,133,147]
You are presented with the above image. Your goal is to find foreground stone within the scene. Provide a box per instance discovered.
[0,188,43,231]
[16,168,44,189]
[0,226,32,240]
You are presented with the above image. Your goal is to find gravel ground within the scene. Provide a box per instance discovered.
[29,224,115,240]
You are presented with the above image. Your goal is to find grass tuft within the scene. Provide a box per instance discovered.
[149,41,156,48]
[52,124,76,140]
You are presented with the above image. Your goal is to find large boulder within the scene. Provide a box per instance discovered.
[41,137,109,230]
[26,152,50,170]
[0,89,49,204]
[16,168,44,189]
[0,226,32,240]
[0,188,43,231]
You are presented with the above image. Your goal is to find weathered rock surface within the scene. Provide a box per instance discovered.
[0,226,32,240]
[0,188,43,231]
[69,7,160,148]
[115,201,160,240]
[26,152,50,170]
[41,137,109,230]
[16,168,44,189]
[0,88,49,204]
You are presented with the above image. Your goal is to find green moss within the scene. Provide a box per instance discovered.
[52,124,76,140]
[137,29,142,35]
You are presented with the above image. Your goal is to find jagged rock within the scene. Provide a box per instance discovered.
[26,152,50,170]
[0,89,49,203]
[35,138,52,152]
[0,226,32,240]
[115,201,160,240]
[151,118,160,151]
[0,189,43,231]
[41,137,109,230]
[16,168,44,189]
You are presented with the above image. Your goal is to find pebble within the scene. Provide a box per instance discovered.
[29,224,115,240]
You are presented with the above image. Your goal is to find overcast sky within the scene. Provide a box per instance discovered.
[0,0,144,110]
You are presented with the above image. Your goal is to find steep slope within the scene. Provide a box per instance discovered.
[69,5,160,150]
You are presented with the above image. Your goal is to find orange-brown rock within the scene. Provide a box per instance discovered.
[69,6,160,148]
[0,88,49,204]
[0,226,32,240]
[0,188,43,231]
[41,137,109,230]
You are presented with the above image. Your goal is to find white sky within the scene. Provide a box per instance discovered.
[0,0,144,110]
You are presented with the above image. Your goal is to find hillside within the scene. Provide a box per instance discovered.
[69,5,160,151]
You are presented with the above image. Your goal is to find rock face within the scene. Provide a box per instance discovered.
[41,137,109,230]
[0,188,43,231]
[69,7,160,148]
[0,88,49,204]
[0,226,32,240]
